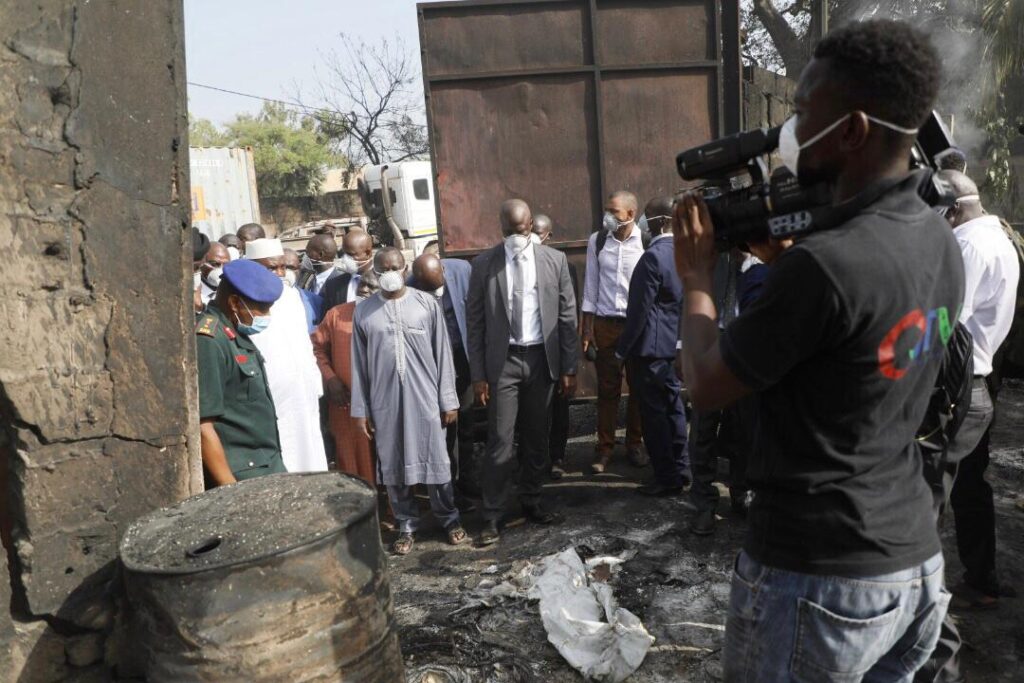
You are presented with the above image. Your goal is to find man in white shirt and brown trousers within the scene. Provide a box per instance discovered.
[581,191,646,473]
[938,170,1020,611]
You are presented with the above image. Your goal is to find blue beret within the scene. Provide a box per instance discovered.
[221,259,283,305]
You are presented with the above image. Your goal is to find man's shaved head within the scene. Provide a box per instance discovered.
[341,229,374,268]
[643,196,675,235]
[305,233,338,271]
[609,191,638,214]
[412,253,445,291]
[236,223,265,246]
[605,190,638,230]
[937,169,979,199]
[205,241,230,264]
[936,169,984,228]
[500,199,533,237]
[218,233,240,249]
[533,214,554,242]
[373,246,405,271]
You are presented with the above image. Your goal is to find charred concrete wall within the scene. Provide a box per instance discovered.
[0,1,200,679]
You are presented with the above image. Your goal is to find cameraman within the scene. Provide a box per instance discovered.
[674,20,964,680]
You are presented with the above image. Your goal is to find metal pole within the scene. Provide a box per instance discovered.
[818,0,829,39]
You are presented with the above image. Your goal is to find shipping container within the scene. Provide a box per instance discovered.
[418,0,741,396]
[189,147,261,240]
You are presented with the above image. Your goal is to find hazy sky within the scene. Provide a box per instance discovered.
[184,0,442,125]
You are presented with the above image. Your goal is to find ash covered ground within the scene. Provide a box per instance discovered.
[389,385,1024,682]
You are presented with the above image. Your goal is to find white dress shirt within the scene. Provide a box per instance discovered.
[199,281,216,306]
[581,226,644,317]
[954,215,1020,376]
[347,273,361,302]
[312,268,333,295]
[504,241,543,345]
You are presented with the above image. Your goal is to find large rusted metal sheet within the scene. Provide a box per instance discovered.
[419,0,741,255]
[419,0,740,399]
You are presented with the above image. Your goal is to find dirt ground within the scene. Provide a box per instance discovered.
[390,384,1024,682]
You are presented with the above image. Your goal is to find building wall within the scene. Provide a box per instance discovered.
[0,1,199,679]
[743,65,796,131]
[259,190,364,237]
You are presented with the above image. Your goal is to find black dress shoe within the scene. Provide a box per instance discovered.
[637,483,684,497]
[522,505,557,525]
[479,521,500,546]
[689,508,716,536]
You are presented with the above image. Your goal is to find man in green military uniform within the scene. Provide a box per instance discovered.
[196,258,287,486]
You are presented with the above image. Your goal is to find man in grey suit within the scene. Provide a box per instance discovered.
[467,199,579,545]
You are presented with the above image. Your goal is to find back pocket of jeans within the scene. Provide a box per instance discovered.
[791,597,902,683]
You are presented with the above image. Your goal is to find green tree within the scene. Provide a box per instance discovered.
[188,116,227,147]
[221,103,342,198]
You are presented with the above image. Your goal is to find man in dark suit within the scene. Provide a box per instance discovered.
[617,196,691,496]
[532,214,577,479]
[319,229,374,313]
[410,253,475,495]
[467,199,579,545]
[298,233,342,296]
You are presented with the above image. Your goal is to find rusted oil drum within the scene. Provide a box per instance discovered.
[119,472,404,682]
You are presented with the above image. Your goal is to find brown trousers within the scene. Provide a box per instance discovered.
[593,316,642,454]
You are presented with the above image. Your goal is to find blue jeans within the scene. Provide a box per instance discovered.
[724,551,950,682]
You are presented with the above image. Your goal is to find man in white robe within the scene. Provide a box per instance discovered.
[245,238,327,472]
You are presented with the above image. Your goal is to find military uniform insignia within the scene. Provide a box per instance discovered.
[224,327,236,340]
[235,354,249,364]
[196,316,217,337]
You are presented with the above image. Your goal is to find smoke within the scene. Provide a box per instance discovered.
[845,0,993,159]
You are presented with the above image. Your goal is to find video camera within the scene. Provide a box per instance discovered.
[675,112,959,249]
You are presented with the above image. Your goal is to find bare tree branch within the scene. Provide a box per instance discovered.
[297,33,429,169]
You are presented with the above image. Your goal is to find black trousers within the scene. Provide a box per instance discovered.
[629,357,690,487]
[689,397,754,511]
[445,347,475,488]
[549,391,570,464]
[481,346,553,522]
[949,378,999,596]
[916,377,997,683]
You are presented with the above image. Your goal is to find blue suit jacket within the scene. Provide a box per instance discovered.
[441,258,471,349]
[617,235,683,360]
[406,257,472,349]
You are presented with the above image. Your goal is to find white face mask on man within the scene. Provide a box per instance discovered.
[337,253,371,275]
[777,112,920,179]
[504,233,531,255]
[375,267,405,293]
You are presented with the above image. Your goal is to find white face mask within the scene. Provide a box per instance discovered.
[283,270,297,286]
[505,233,531,254]
[530,233,541,245]
[375,268,405,293]
[602,211,631,232]
[433,286,445,298]
[337,253,370,275]
[226,246,240,261]
[778,113,920,179]
[203,266,223,289]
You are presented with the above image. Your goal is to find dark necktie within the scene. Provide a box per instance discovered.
[511,253,525,341]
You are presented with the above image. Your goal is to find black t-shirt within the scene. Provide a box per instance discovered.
[720,174,966,576]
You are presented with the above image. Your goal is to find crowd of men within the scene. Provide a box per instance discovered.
[189,18,1024,681]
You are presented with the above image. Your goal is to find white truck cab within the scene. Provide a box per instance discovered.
[360,161,438,257]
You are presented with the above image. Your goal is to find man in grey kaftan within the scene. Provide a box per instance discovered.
[351,247,464,553]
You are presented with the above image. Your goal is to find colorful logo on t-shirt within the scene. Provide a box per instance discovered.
[877,306,953,380]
